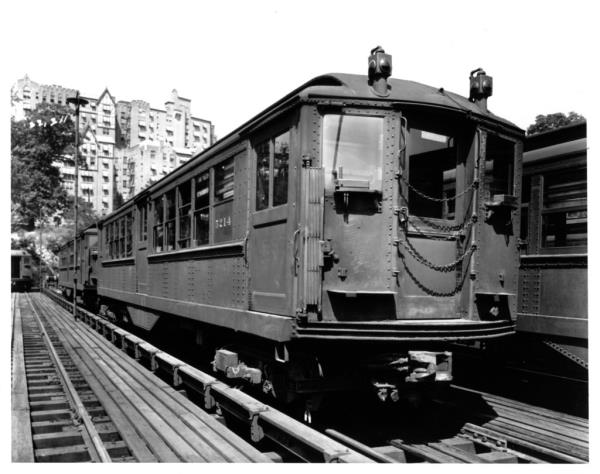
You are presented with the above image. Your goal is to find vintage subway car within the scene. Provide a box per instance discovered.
[61,48,524,406]
[515,121,587,376]
[11,249,33,292]
[58,226,99,308]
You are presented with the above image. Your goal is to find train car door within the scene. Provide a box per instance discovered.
[474,130,521,320]
[317,111,398,321]
[397,120,475,319]
[135,198,149,294]
[248,126,295,315]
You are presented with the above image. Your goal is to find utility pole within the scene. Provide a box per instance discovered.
[67,92,88,319]
[38,208,43,291]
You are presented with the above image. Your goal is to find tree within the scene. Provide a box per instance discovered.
[59,196,101,231]
[113,191,125,210]
[11,102,76,231]
[526,112,586,135]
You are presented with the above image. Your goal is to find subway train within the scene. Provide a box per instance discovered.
[11,249,33,292]
[58,47,525,409]
[513,121,587,378]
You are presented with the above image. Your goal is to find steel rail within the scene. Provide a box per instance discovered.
[24,293,112,463]
[324,429,396,463]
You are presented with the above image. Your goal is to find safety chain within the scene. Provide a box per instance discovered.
[397,237,476,273]
[399,174,479,203]
[408,211,476,235]
[399,252,473,297]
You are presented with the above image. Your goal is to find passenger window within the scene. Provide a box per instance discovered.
[214,157,235,243]
[485,135,515,197]
[111,223,116,258]
[215,158,235,202]
[273,132,289,206]
[153,197,164,252]
[256,140,270,210]
[165,190,176,251]
[119,218,125,257]
[407,128,457,220]
[541,168,587,248]
[138,202,147,242]
[255,130,289,210]
[126,213,132,257]
[105,224,111,258]
[194,172,210,245]
[111,222,117,258]
[178,181,192,249]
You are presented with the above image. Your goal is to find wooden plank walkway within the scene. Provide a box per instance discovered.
[13,293,271,463]
[12,293,35,462]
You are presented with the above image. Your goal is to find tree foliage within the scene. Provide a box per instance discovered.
[60,196,101,231]
[526,112,586,135]
[11,102,76,231]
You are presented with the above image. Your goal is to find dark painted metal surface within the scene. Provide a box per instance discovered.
[517,122,587,346]
[56,54,525,398]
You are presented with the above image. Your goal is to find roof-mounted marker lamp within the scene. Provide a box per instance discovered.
[368,46,392,96]
[469,68,493,111]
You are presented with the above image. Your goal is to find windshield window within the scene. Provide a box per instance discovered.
[322,114,384,191]
[407,127,457,220]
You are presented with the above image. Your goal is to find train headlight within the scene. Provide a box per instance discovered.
[368,46,392,96]
[469,68,493,108]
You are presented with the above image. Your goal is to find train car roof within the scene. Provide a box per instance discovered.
[11,249,29,257]
[57,224,99,252]
[525,120,587,151]
[107,71,523,218]
[295,73,520,128]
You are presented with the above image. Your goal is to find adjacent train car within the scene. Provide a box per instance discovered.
[11,249,33,292]
[58,226,100,309]
[61,48,525,408]
[516,121,587,375]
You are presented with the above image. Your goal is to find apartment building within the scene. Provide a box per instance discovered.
[11,76,214,216]
[121,142,193,199]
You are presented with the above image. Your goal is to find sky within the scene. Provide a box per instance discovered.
[1,0,596,139]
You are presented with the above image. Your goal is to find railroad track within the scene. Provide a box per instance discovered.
[13,293,126,461]
[32,290,589,464]
[13,292,372,463]
[11,293,281,462]
[323,385,588,463]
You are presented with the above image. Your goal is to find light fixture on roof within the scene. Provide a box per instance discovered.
[368,46,392,96]
[469,68,493,111]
